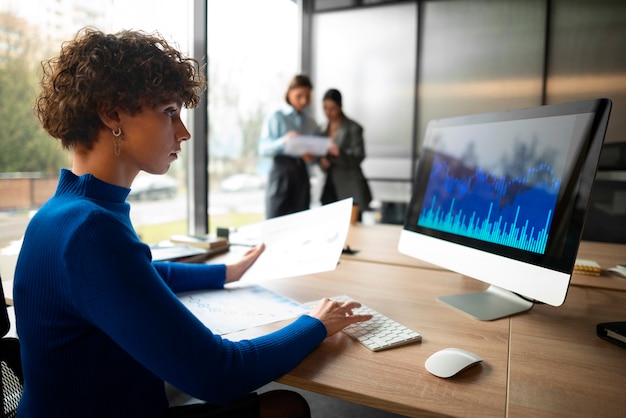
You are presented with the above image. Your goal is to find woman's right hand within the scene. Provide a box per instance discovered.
[308,297,372,337]
[282,131,299,144]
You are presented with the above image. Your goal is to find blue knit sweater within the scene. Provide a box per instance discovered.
[13,169,326,418]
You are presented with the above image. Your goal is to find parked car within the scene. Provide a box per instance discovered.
[219,174,266,192]
[128,173,178,201]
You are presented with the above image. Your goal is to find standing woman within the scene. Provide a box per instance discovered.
[319,89,372,217]
[259,74,319,218]
[13,29,371,418]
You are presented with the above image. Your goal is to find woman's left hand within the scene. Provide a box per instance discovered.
[225,243,266,284]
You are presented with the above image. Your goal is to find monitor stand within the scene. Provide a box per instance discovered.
[438,285,534,321]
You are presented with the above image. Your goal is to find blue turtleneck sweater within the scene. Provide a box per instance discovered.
[14,169,326,418]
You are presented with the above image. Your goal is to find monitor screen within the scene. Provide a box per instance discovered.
[398,98,611,320]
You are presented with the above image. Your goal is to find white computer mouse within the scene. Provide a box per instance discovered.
[424,347,483,378]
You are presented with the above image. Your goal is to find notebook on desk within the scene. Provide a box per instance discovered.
[150,243,229,263]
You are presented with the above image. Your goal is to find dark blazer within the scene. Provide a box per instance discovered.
[321,117,372,210]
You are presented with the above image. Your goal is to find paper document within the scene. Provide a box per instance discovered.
[233,198,353,282]
[178,284,308,335]
[284,135,331,157]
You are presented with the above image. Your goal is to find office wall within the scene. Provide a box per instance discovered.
[546,0,626,144]
[419,0,546,141]
[310,0,626,208]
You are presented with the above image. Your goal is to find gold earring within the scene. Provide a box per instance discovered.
[112,128,122,157]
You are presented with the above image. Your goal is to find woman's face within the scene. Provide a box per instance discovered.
[323,99,342,122]
[287,86,311,113]
[118,101,190,175]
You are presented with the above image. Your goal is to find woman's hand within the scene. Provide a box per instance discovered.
[225,244,265,284]
[308,297,373,337]
[327,142,340,157]
[282,131,299,144]
[301,152,315,163]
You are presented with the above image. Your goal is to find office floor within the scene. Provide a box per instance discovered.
[260,382,405,418]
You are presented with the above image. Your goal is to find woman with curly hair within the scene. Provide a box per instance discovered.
[13,28,370,418]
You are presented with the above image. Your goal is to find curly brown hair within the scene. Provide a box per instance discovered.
[35,27,206,150]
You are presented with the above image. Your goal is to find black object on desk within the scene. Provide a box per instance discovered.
[597,321,626,349]
[342,245,360,255]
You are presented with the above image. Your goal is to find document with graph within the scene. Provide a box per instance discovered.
[234,198,353,282]
[178,284,308,335]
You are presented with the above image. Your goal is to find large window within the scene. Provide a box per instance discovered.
[207,0,298,231]
[0,1,193,278]
[1,0,298,281]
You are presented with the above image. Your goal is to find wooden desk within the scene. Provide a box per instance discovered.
[343,224,440,269]
[236,259,626,417]
[236,260,511,417]
[509,284,626,416]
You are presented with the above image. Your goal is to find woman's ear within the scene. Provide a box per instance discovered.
[98,106,121,131]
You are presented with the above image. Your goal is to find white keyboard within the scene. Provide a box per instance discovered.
[306,296,422,352]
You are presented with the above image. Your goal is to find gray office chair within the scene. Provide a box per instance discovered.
[0,278,22,418]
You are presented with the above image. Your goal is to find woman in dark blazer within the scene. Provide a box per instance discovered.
[319,89,372,216]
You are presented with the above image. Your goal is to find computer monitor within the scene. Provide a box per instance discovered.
[398,98,612,320]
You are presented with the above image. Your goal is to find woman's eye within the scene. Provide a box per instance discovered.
[165,109,177,117]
